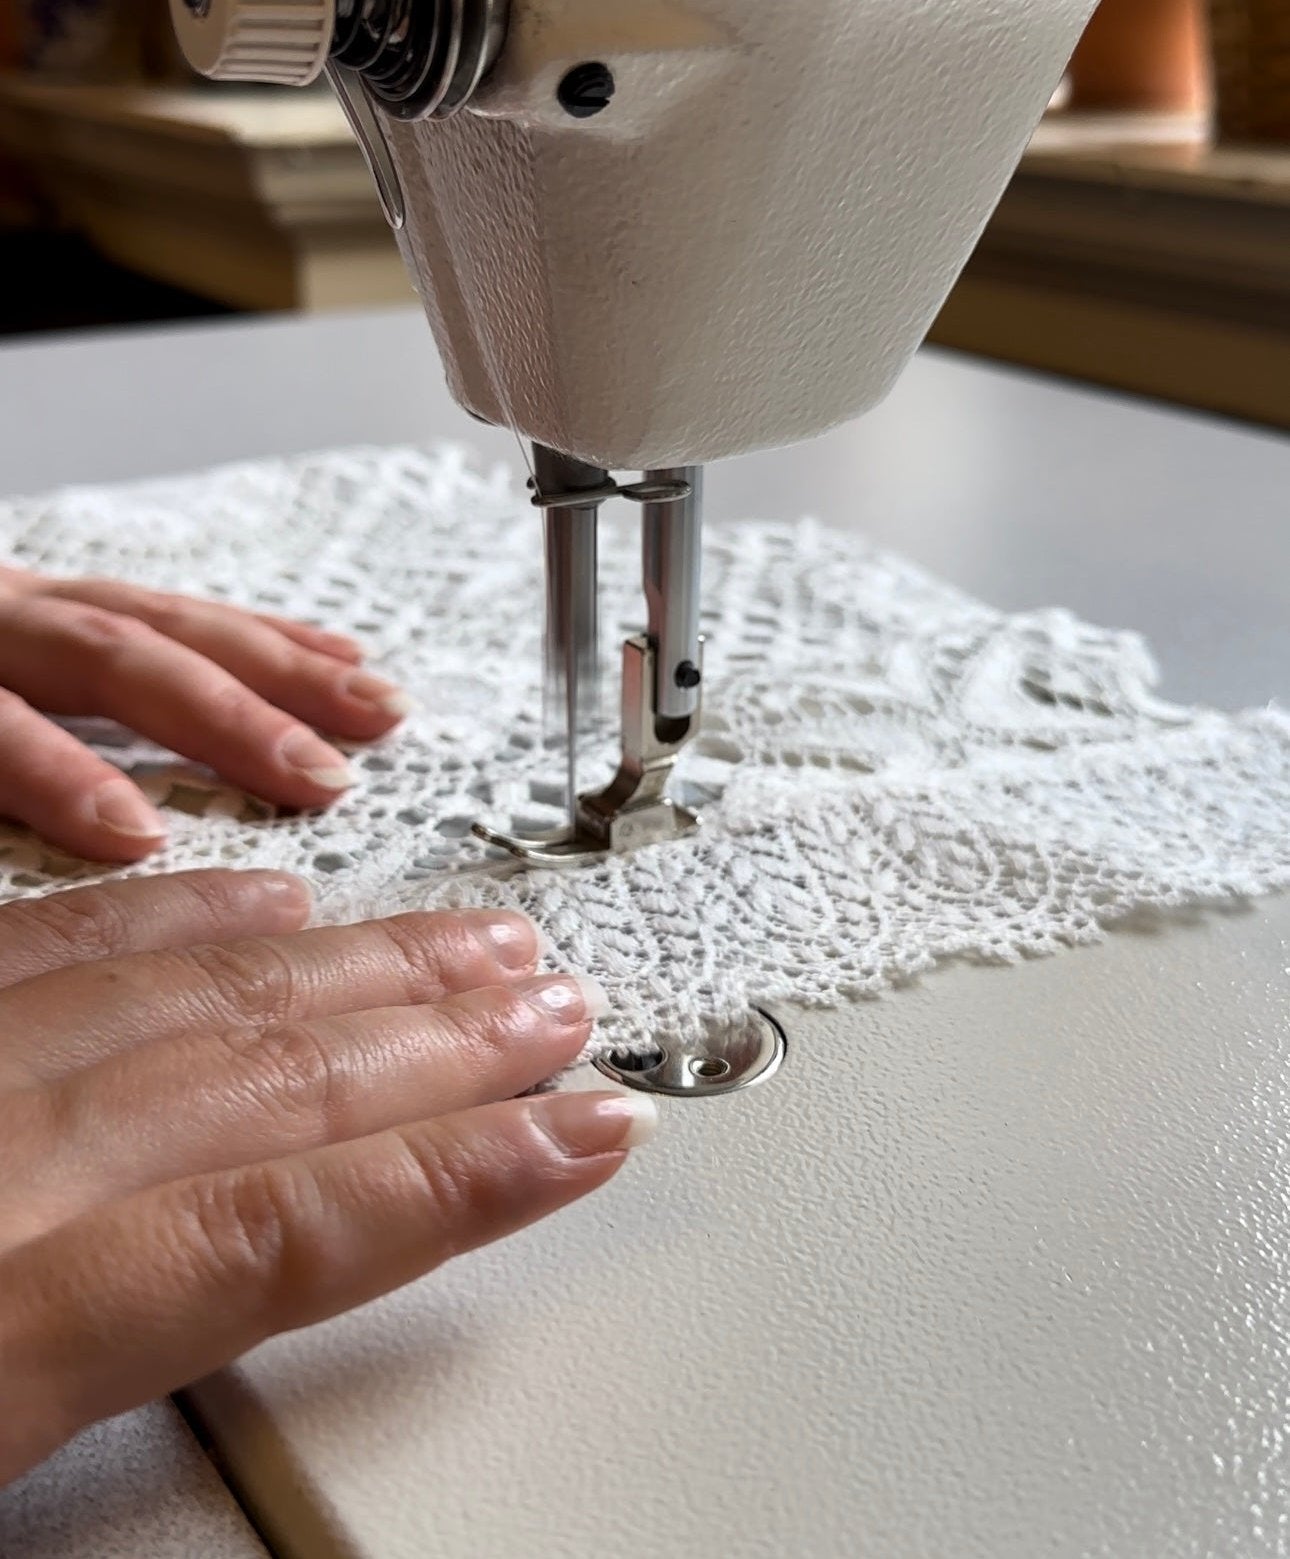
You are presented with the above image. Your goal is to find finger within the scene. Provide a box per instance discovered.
[0,564,41,596]
[37,579,406,740]
[253,614,365,664]
[0,1090,657,1482]
[0,689,166,863]
[40,975,607,1212]
[0,871,312,990]
[0,596,361,809]
[19,572,364,662]
[0,909,546,1082]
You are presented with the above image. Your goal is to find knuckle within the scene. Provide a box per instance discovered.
[240,1021,351,1140]
[393,1131,482,1254]
[178,1165,301,1298]
[373,913,473,1001]
[178,938,298,1025]
[3,886,132,967]
[200,676,275,731]
[41,603,160,706]
[436,988,532,1062]
[284,642,331,683]
[57,602,155,654]
[139,592,196,637]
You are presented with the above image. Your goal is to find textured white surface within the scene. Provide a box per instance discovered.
[193,900,1290,1559]
[2,447,1287,1059]
[0,1403,267,1559]
[386,0,1097,467]
[2,444,1287,1555]
[2,311,1289,1557]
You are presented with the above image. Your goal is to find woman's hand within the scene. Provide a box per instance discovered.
[0,566,412,861]
[0,870,651,1486]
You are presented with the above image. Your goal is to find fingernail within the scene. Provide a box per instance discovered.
[248,871,313,910]
[280,730,358,792]
[344,670,413,718]
[464,909,541,972]
[518,974,611,1024]
[92,778,166,840]
[531,1091,660,1156]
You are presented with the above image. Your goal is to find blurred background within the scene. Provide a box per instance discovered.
[0,0,1286,426]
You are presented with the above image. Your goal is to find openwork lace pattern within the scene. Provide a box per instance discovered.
[2,445,1288,1053]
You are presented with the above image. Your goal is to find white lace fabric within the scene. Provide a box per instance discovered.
[1,444,1288,1054]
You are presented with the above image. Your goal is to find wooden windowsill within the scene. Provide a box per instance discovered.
[934,111,1290,429]
[1026,110,1290,205]
[0,79,408,312]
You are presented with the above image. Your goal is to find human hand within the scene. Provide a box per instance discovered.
[0,870,651,1486]
[0,565,412,861]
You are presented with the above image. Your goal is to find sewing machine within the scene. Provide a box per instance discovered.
[170,0,1097,864]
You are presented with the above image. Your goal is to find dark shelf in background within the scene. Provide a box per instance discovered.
[0,230,231,337]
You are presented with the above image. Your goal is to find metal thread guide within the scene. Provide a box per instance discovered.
[472,447,704,866]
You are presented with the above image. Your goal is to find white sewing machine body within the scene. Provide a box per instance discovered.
[174,0,1095,472]
[384,0,1095,471]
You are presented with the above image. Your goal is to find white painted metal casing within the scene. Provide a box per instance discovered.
[380,0,1097,469]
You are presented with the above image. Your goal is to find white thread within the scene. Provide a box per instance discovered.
[2,444,1288,1053]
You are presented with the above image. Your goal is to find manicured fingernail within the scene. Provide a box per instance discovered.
[518,974,611,1024]
[280,730,358,791]
[464,909,540,971]
[248,871,313,910]
[344,670,413,718]
[531,1091,659,1156]
[92,778,166,840]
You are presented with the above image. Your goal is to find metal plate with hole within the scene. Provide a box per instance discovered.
[593,1008,787,1098]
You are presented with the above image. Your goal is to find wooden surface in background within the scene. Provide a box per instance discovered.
[0,80,409,312]
[932,112,1290,430]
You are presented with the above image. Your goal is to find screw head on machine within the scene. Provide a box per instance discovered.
[558,62,616,118]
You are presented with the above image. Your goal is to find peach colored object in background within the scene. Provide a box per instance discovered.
[1068,0,1210,111]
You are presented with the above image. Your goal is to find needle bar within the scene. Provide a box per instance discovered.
[533,446,606,827]
[642,466,704,726]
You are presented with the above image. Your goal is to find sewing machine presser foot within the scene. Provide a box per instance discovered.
[472,635,702,865]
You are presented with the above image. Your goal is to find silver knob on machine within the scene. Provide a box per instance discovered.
[169,0,335,86]
[170,0,509,121]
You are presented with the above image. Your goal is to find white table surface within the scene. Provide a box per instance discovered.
[0,1402,267,1559]
[2,310,1289,1559]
